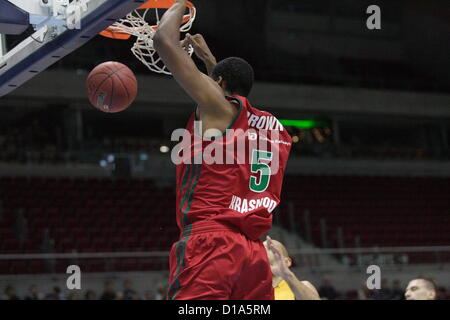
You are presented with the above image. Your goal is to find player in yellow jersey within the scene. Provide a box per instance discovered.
[263,236,320,300]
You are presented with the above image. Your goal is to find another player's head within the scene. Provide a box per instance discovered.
[263,238,292,270]
[211,57,254,97]
[405,278,438,300]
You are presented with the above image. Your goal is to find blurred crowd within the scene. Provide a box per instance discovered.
[0,119,166,165]
[317,278,406,300]
[2,278,448,300]
[317,278,448,300]
[0,280,168,300]
[311,278,405,300]
[1,133,436,165]
[1,111,446,165]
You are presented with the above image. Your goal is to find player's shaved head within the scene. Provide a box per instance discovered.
[263,237,292,270]
[405,278,438,300]
[419,278,437,291]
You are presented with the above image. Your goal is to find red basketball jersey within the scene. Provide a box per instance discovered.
[175,95,292,240]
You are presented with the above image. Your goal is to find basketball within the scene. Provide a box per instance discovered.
[86,61,138,113]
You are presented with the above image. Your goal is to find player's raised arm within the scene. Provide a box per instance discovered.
[153,0,236,131]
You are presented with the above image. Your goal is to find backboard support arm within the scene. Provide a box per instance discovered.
[0,34,6,58]
[0,0,143,97]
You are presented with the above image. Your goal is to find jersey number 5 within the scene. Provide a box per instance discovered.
[249,149,273,193]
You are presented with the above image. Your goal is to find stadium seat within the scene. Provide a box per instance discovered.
[1,175,448,274]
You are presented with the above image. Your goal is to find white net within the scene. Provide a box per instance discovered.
[106,6,196,75]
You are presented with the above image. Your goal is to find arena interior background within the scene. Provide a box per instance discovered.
[0,0,449,300]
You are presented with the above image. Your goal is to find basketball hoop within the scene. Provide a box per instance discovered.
[100,0,197,75]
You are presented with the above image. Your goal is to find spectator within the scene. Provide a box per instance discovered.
[318,279,339,300]
[391,279,404,300]
[67,293,80,300]
[144,291,155,300]
[373,279,392,300]
[24,285,41,300]
[54,286,65,300]
[115,291,124,300]
[100,281,117,300]
[84,290,97,300]
[2,285,20,300]
[45,286,65,300]
[357,283,373,300]
[405,278,438,300]
[123,279,139,300]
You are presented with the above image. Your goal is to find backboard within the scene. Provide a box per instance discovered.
[0,0,144,97]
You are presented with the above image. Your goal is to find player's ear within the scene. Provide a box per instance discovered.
[216,76,226,89]
[286,257,292,268]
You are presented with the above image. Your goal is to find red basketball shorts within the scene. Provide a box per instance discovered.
[167,221,274,300]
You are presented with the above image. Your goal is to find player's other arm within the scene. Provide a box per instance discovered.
[153,0,235,131]
[182,33,217,76]
[284,274,321,301]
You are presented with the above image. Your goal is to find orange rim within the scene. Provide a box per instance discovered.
[99,29,132,40]
[100,0,195,40]
[139,0,194,9]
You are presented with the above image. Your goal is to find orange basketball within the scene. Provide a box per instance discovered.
[86,61,138,113]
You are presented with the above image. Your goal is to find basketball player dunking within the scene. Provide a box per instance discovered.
[154,0,292,299]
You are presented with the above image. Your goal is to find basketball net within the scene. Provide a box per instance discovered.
[100,0,197,75]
